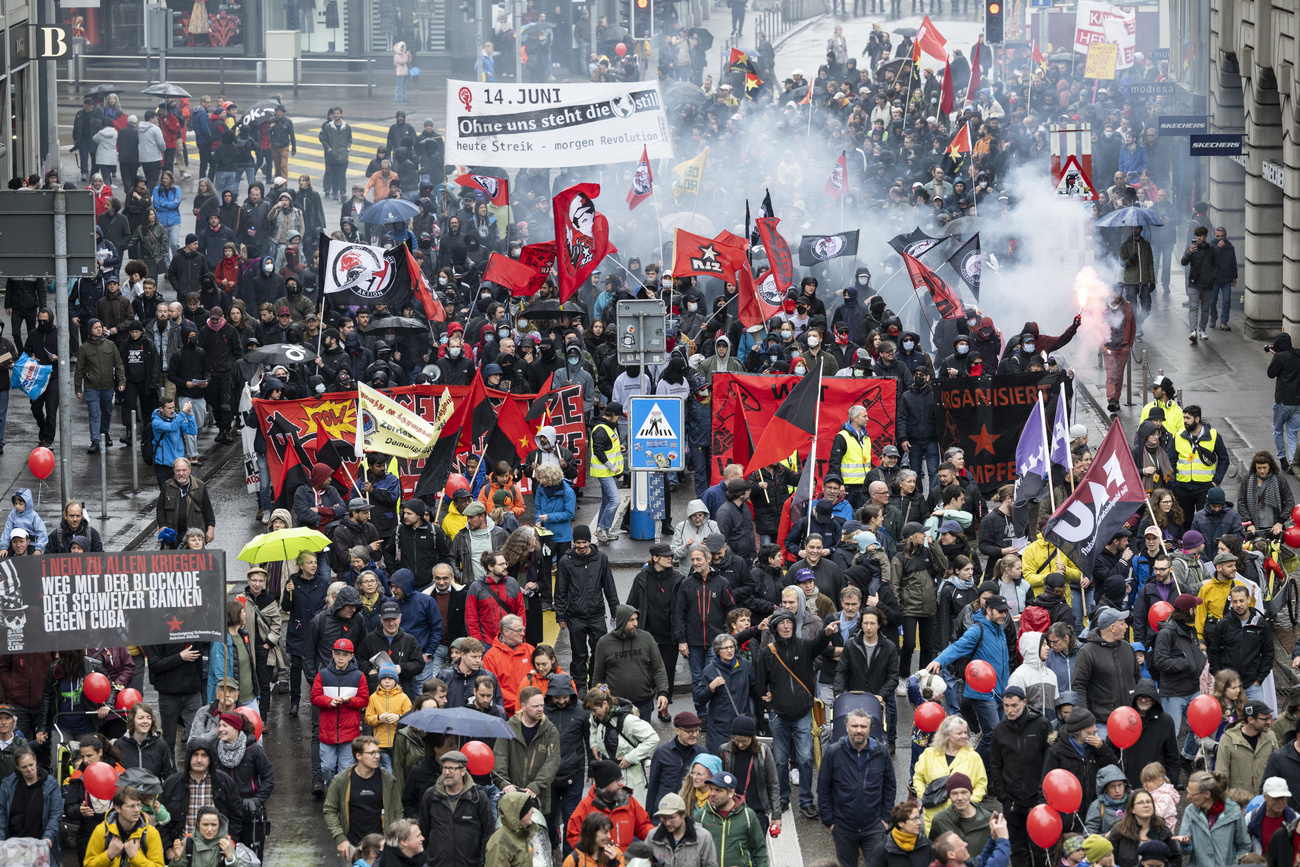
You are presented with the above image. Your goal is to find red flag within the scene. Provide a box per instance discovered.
[626,146,653,210]
[738,267,784,329]
[947,121,973,155]
[755,217,794,295]
[799,88,812,106]
[482,252,542,298]
[1032,41,1046,67]
[966,38,982,104]
[519,241,556,296]
[401,244,445,322]
[902,251,964,320]
[483,388,535,468]
[911,37,920,63]
[671,228,748,282]
[552,183,615,303]
[825,153,848,198]
[744,367,824,475]
[940,56,954,116]
[915,15,948,60]
[454,172,510,207]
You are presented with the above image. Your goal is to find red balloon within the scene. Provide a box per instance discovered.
[1027,804,1062,849]
[914,702,946,733]
[1290,505,1300,526]
[83,672,112,704]
[114,688,143,711]
[1107,706,1143,750]
[1043,769,1081,813]
[28,447,53,480]
[462,740,495,776]
[1147,601,1174,633]
[1285,525,1300,550]
[236,706,264,741]
[82,761,119,801]
[964,660,996,694]
[445,474,470,500]
[615,42,628,56]
[1188,694,1222,738]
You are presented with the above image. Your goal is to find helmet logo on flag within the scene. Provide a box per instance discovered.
[472,174,499,198]
[330,244,394,299]
[630,164,652,196]
[757,271,784,306]
[960,250,981,285]
[811,235,846,261]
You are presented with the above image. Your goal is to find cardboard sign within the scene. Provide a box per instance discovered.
[1084,44,1118,79]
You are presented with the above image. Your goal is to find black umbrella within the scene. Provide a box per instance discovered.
[876,58,914,80]
[664,81,708,115]
[687,27,714,50]
[787,84,811,104]
[560,301,587,315]
[600,23,631,46]
[369,315,428,333]
[892,27,917,37]
[521,298,565,321]
[240,98,283,128]
[85,84,125,97]
[143,82,192,99]
[1048,51,1074,63]
[398,707,519,740]
[247,343,318,367]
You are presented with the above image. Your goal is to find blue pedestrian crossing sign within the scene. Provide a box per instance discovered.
[628,395,685,471]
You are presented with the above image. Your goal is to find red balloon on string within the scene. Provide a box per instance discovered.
[445,474,470,499]
[1285,525,1300,550]
[1147,601,1174,633]
[913,702,946,733]
[82,761,120,801]
[964,660,996,693]
[1187,694,1222,738]
[1107,706,1143,750]
[615,42,628,56]
[1027,804,1062,849]
[1290,505,1300,526]
[462,740,495,776]
[1042,769,1082,813]
[83,672,112,704]
[236,706,264,741]
[28,447,54,480]
[114,688,143,711]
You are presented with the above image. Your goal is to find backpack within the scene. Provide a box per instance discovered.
[1018,605,1052,644]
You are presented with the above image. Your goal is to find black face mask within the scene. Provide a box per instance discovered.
[38,320,52,331]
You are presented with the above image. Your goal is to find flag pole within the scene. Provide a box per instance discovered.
[1039,390,1056,516]
[651,186,666,272]
[806,365,824,540]
[902,50,919,130]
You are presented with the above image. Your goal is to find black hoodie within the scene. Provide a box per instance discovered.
[988,704,1053,807]
[1115,678,1180,789]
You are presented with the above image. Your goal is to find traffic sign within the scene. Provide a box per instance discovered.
[628,395,684,471]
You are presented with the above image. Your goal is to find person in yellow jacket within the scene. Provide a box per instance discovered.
[1140,376,1184,439]
[912,714,988,834]
[364,663,413,763]
[1195,551,1252,639]
[442,486,472,542]
[591,403,626,543]
[1021,535,1081,600]
[83,786,166,867]
[829,405,872,508]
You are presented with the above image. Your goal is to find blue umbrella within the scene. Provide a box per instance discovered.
[359,198,421,225]
[1093,206,1163,228]
[397,707,520,740]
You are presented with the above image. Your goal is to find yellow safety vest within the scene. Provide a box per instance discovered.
[835,428,872,485]
[591,423,624,477]
[1140,399,1184,438]
[1174,427,1219,484]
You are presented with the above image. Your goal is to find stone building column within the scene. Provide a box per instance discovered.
[1240,67,1284,333]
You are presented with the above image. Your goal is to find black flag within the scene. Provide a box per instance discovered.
[888,226,945,259]
[797,230,860,266]
[749,189,774,248]
[946,233,982,299]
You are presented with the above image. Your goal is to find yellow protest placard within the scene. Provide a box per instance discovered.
[1085,44,1118,79]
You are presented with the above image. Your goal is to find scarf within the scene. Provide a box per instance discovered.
[890,828,918,852]
[1243,473,1285,524]
[359,588,381,611]
[216,732,247,769]
[1206,798,1225,827]
[207,316,225,332]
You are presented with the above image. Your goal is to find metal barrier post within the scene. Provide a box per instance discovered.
[367,59,373,98]
[220,54,226,93]
[130,410,139,493]
[99,440,109,521]
[1125,349,1133,406]
[293,58,299,98]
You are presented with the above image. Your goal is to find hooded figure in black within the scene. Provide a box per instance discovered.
[1115,678,1180,790]
[897,331,932,374]
[940,333,975,380]
[862,291,894,337]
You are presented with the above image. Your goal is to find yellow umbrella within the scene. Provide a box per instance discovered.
[236,527,332,564]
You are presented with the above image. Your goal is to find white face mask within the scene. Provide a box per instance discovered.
[437,277,448,286]
[957,344,969,356]
[314,383,326,395]
[857,276,869,286]
[687,302,697,312]
[448,345,462,358]
[902,340,915,351]
[1022,342,1035,353]
[807,335,820,348]
[967,318,978,327]
[794,364,807,375]
[781,331,793,340]
[518,319,529,330]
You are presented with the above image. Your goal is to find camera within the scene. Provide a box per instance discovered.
[1265,344,1275,353]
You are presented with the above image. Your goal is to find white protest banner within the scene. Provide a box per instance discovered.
[1073,0,1134,60]
[1103,14,1137,69]
[445,79,674,168]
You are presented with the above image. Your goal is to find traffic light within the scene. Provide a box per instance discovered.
[459,0,476,21]
[171,9,187,46]
[984,0,1003,44]
[631,0,653,40]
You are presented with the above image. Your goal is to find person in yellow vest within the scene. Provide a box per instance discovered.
[1171,405,1229,529]
[829,405,872,509]
[591,402,626,543]
[442,486,472,542]
[1195,551,1250,639]
[1140,376,1184,438]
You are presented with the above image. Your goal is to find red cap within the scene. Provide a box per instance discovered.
[1172,593,1203,612]
[277,306,291,316]
[333,638,354,652]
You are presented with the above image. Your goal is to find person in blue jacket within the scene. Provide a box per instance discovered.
[533,463,575,590]
[0,488,47,554]
[280,550,330,716]
[927,594,1012,764]
[0,745,62,864]
[389,567,444,691]
[149,397,197,491]
[817,708,895,867]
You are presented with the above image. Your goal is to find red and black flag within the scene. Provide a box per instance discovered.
[888,226,944,259]
[483,389,534,470]
[454,172,510,207]
[825,152,848,198]
[902,251,964,320]
[1043,418,1146,578]
[749,188,774,248]
[626,146,654,210]
[744,366,824,474]
[729,47,755,75]
[552,183,615,302]
[756,216,794,294]
[671,228,748,282]
[395,242,445,322]
[519,242,556,296]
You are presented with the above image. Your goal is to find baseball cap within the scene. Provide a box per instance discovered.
[1151,375,1172,392]
[1264,776,1293,798]
[215,677,239,690]
[985,594,1010,612]
[1144,525,1161,537]
[656,793,688,817]
[277,306,292,316]
[380,600,401,619]
[795,568,816,584]
[707,770,739,789]
[1095,608,1130,630]
[1172,593,1202,612]
[1243,700,1272,720]
[1069,424,1087,440]
[882,445,900,458]
[333,638,354,652]
[937,520,962,535]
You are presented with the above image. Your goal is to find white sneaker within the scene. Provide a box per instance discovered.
[789,768,800,787]
[1200,329,1209,340]
[594,528,610,543]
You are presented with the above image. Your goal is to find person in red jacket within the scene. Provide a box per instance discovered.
[311,638,369,792]
[566,759,653,851]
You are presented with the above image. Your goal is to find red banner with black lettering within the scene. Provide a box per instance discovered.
[709,373,896,484]
[937,371,1066,494]
[252,384,587,498]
